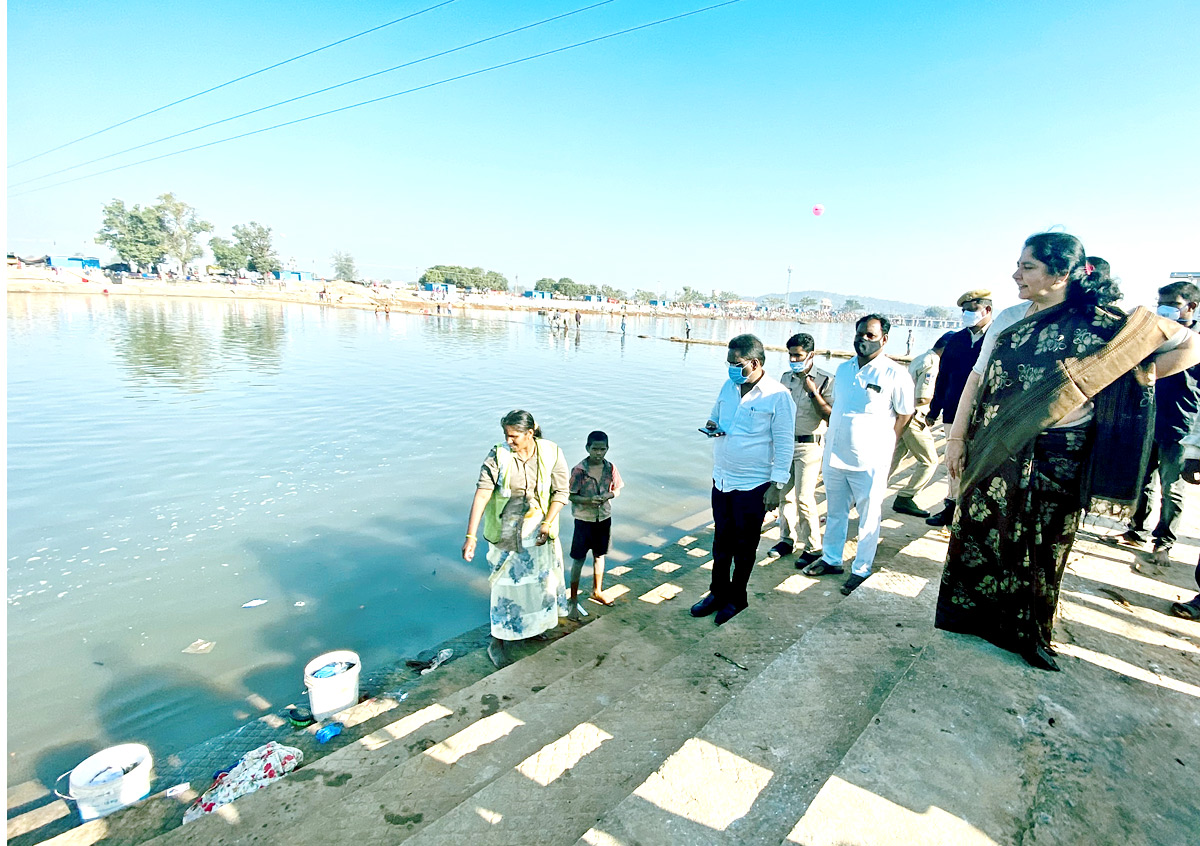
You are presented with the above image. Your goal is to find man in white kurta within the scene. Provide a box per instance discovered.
[805,315,914,594]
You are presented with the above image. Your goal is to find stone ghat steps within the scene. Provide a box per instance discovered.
[778,634,1200,846]
[776,539,1200,846]
[26,528,714,846]
[150,529,945,846]
[141,527,866,846]
[575,538,944,846]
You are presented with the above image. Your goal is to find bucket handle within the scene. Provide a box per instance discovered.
[53,771,75,802]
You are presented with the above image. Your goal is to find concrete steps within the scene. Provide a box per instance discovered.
[578,535,946,846]
[389,568,855,846]
[20,538,682,845]
[146,522,866,845]
[131,542,709,843]
[778,535,1200,846]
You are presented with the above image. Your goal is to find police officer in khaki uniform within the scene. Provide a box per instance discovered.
[891,332,955,517]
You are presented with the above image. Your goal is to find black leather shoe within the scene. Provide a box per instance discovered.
[714,602,746,625]
[690,594,720,617]
[1022,644,1060,672]
[925,506,954,527]
[796,548,823,568]
[765,541,794,560]
[893,496,930,518]
[840,573,868,595]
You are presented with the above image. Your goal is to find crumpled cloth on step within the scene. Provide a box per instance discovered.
[183,742,302,824]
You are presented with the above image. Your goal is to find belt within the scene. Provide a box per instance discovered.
[796,434,823,444]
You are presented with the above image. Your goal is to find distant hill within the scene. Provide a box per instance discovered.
[754,290,934,316]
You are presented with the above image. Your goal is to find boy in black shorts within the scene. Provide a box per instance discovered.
[567,431,624,620]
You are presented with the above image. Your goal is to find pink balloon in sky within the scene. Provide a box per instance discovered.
[812,204,824,216]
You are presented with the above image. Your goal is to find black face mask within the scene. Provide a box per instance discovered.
[855,337,882,357]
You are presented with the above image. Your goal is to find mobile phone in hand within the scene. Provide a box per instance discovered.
[698,427,724,437]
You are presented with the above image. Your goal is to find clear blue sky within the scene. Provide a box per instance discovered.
[7,0,1198,306]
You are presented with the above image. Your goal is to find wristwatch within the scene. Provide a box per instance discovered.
[773,482,786,490]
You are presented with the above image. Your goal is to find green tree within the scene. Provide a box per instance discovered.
[232,222,280,275]
[420,265,508,290]
[797,296,817,309]
[715,290,740,303]
[481,270,509,291]
[156,193,212,273]
[599,285,627,301]
[761,296,785,309]
[842,298,865,312]
[924,305,952,319]
[95,198,168,269]
[534,277,557,292]
[680,286,705,305]
[633,289,657,303]
[332,251,357,281]
[208,236,247,273]
[554,277,590,299]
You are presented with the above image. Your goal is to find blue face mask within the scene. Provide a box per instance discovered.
[728,363,749,384]
[1158,304,1183,321]
[789,359,811,374]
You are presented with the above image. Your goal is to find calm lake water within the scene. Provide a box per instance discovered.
[5,292,951,787]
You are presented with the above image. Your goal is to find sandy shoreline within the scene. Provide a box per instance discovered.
[5,270,719,319]
[7,270,916,360]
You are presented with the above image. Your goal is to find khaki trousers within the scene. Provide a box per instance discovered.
[777,443,824,552]
[891,412,938,499]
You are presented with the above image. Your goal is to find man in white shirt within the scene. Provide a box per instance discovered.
[694,334,796,624]
[804,315,915,594]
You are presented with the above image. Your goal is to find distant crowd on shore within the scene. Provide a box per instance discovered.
[10,263,959,328]
[462,231,1200,672]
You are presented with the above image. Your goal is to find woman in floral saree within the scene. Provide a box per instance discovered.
[938,233,1200,670]
[463,410,570,668]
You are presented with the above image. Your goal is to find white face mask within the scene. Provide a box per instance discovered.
[962,309,982,328]
[1158,304,1183,322]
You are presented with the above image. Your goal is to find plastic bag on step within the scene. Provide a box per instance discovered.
[182,742,303,824]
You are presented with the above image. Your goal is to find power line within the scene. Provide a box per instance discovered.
[6,0,461,169]
[10,1,616,189]
[10,0,747,199]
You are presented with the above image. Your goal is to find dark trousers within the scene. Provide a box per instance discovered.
[1130,441,1187,549]
[709,482,770,607]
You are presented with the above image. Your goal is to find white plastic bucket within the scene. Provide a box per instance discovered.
[304,650,361,720]
[54,743,153,822]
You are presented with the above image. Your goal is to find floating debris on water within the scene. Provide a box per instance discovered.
[241,599,268,608]
[420,648,454,675]
[183,639,215,654]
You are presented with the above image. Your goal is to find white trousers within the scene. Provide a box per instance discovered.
[821,463,888,577]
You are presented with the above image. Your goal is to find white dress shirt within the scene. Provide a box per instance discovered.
[709,374,797,491]
[826,355,915,472]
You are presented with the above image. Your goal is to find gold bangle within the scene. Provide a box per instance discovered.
[465,533,477,540]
